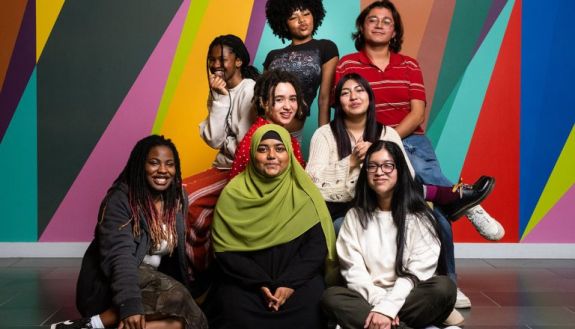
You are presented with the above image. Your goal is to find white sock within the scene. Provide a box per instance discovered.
[90,315,104,328]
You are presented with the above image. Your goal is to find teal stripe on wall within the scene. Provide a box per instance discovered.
[0,70,37,241]
[427,0,493,142]
[432,0,514,182]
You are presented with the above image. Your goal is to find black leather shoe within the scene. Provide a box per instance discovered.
[443,176,495,220]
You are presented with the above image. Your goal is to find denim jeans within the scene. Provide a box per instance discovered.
[402,134,453,187]
[403,134,457,283]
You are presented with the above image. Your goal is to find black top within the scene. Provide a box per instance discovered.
[264,39,338,116]
[75,183,192,320]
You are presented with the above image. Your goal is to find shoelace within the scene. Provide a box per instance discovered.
[451,177,473,198]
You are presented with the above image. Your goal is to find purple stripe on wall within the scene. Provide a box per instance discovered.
[521,185,575,243]
[39,0,190,241]
[0,0,35,142]
[245,0,267,65]
[472,0,507,57]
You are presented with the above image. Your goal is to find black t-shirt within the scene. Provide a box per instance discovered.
[264,39,339,116]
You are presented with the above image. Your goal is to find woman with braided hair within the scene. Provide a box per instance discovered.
[50,135,207,329]
[182,34,260,301]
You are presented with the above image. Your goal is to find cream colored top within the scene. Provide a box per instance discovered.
[200,78,255,169]
[337,208,440,318]
[306,124,414,202]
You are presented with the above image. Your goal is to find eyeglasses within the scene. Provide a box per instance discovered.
[366,162,395,174]
[365,16,394,28]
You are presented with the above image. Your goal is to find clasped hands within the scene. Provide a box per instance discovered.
[261,286,294,312]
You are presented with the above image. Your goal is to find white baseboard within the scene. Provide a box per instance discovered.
[455,243,575,259]
[0,242,90,257]
[1,242,574,258]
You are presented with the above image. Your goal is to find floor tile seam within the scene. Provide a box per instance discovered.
[480,290,502,307]
[41,308,60,326]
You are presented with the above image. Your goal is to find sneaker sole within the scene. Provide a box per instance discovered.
[448,177,495,221]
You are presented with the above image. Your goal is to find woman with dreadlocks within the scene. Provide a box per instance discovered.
[182,34,259,302]
[264,0,339,131]
[50,135,207,329]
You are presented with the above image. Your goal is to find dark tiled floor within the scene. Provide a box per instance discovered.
[1,258,575,328]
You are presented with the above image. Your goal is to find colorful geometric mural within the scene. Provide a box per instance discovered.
[1,0,573,244]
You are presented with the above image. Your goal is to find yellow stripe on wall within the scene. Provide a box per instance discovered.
[36,0,65,61]
[159,0,255,176]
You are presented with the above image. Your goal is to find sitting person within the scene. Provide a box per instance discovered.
[307,72,494,309]
[50,135,207,329]
[183,34,259,298]
[207,125,337,329]
[229,69,307,179]
[321,140,462,328]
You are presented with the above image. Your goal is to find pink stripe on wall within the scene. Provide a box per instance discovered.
[521,185,575,243]
[40,0,190,241]
[245,0,267,65]
[417,0,455,129]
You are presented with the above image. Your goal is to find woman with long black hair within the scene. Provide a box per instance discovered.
[321,140,460,328]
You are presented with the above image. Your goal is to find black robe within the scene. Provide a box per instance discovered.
[206,223,327,329]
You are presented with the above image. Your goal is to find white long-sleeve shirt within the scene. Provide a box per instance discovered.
[337,208,440,318]
[200,78,255,169]
[305,124,415,202]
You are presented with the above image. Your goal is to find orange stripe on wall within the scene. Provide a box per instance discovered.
[0,0,27,91]
[417,0,455,130]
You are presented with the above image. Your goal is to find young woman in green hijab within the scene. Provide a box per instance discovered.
[207,124,337,329]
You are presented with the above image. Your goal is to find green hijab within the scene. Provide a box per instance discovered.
[212,124,338,285]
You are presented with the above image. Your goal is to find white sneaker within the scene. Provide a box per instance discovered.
[443,308,465,326]
[465,205,505,241]
[455,288,471,308]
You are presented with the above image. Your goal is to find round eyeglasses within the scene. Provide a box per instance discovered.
[366,162,395,174]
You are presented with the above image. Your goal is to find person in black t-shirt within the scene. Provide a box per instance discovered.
[264,0,339,131]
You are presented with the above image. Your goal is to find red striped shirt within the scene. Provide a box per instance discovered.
[335,51,426,134]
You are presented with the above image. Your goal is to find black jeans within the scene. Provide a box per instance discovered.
[321,276,456,329]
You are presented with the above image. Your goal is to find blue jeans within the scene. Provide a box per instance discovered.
[403,134,457,283]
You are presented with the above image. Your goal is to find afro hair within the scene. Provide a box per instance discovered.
[265,0,326,43]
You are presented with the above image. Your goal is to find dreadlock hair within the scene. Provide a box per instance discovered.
[330,73,384,160]
[253,69,307,120]
[109,135,183,254]
[265,0,326,43]
[352,0,404,52]
[352,140,445,283]
[206,34,260,91]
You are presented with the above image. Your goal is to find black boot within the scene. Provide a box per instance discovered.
[442,176,495,220]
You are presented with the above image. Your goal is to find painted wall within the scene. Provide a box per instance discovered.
[1,0,573,244]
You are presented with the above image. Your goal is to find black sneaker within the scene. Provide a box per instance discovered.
[50,318,93,329]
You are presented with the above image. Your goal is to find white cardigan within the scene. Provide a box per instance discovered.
[337,208,440,318]
[305,124,415,202]
[199,78,255,169]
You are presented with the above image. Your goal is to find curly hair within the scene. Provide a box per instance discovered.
[253,69,307,120]
[265,0,326,43]
[352,0,404,52]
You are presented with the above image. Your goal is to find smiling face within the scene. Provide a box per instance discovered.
[264,82,298,126]
[253,139,289,177]
[145,145,176,192]
[286,8,314,42]
[339,78,369,119]
[207,44,242,87]
[367,148,397,204]
[362,7,396,46]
